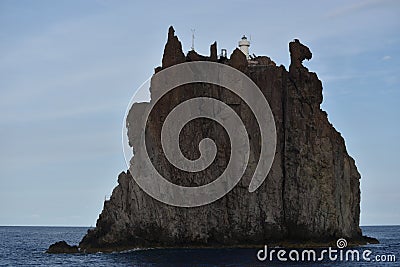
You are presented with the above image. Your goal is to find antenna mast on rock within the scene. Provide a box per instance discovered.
[191,29,195,51]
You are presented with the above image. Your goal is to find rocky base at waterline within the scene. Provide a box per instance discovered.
[48,26,378,253]
[48,235,378,254]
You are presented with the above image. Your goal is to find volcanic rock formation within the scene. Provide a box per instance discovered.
[46,241,79,254]
[50,26,377,252]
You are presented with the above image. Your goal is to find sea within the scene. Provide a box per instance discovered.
[0,226,398,266]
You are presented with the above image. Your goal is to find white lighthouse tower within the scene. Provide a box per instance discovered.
[238,35,250,59]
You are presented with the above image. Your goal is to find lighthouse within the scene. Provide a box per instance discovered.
[238,35,250,59]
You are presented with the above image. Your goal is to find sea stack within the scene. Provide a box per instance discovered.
[71,27,374,252]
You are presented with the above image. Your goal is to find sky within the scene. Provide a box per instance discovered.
[0,0,399,226]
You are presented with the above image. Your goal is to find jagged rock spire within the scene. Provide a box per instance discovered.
[289,39,312,72]
[210,42,217,62]
[229,48,248,71]
[161,26,186,68]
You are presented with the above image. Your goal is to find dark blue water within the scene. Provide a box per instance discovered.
[0,226,398,266]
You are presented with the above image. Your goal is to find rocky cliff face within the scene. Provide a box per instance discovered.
[78,27,372,252]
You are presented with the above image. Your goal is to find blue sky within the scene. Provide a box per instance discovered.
[0,0,399,226]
